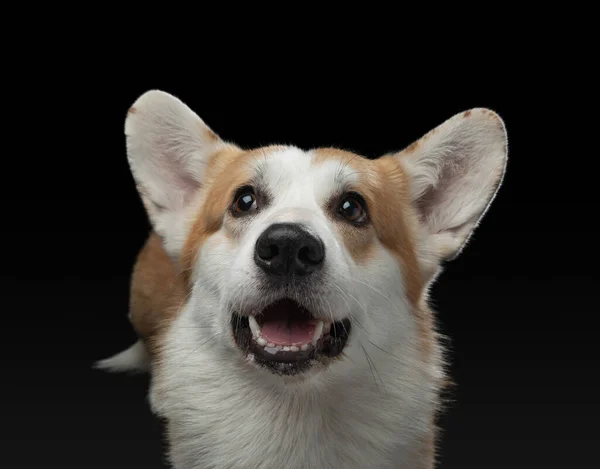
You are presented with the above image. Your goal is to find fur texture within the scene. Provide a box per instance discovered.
[97,90,508,469]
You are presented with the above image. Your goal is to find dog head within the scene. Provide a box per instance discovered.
[125,91,507,379]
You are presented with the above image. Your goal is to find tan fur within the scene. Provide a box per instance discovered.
[331,221,378,264]
[203,126,220,142]
[404,140,419,153]
[129,232,186,358]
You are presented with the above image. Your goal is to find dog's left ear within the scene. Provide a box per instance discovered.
[394,108,508,278]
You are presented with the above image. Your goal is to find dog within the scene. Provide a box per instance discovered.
[96,90,508,469]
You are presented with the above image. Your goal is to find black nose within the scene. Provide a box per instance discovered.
[254,223,325,276]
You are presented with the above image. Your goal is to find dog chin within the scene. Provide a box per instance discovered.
[230,297,352,377]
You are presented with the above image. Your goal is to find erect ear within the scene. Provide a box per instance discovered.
[125,90,234,258]
[394,108,508,278]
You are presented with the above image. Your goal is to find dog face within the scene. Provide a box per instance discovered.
[125,91,507,380]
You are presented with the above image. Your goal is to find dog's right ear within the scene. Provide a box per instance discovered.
[125,90,235,257]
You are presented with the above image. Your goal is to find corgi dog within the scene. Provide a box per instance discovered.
[96,90,508,469]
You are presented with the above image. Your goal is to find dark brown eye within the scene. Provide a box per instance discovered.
[338,193,367,224]
[232,187,257,215]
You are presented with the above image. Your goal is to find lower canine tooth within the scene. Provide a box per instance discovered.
[257,337,267,346]
[300,344,309,351]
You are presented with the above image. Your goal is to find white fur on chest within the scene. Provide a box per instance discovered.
[149,299,439,469]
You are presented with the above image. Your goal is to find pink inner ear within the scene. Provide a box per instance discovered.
[149,154,203,213]
[401,109,507,240]
[416,156,467,229]
[413,140,504,238]
[177,171,202,206]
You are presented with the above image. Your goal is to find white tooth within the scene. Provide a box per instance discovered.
[300,344,309,351]
[282,346,291,352]
[323,322,332,334]
[257,337,267,346]
[276,345,283,351]
[290,346,299,352]
[248,316,261,338]
[267,343,275,348]
[312,321,324,345]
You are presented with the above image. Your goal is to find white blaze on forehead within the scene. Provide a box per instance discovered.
[257,147,361,210]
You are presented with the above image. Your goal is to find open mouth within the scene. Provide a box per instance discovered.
[231,298,352,375]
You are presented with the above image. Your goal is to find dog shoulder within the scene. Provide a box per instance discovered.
[129,232,187,355]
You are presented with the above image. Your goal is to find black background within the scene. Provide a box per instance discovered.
[2,44,597,468]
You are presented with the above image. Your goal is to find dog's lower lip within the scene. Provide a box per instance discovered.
[231,298,351,375]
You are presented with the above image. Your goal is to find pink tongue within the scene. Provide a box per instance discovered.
[261,320,316,346]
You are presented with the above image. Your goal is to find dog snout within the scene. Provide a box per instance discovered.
[254,223,325,277]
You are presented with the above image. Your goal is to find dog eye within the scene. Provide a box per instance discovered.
[232,187,257,215]
[338,193,368,224]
